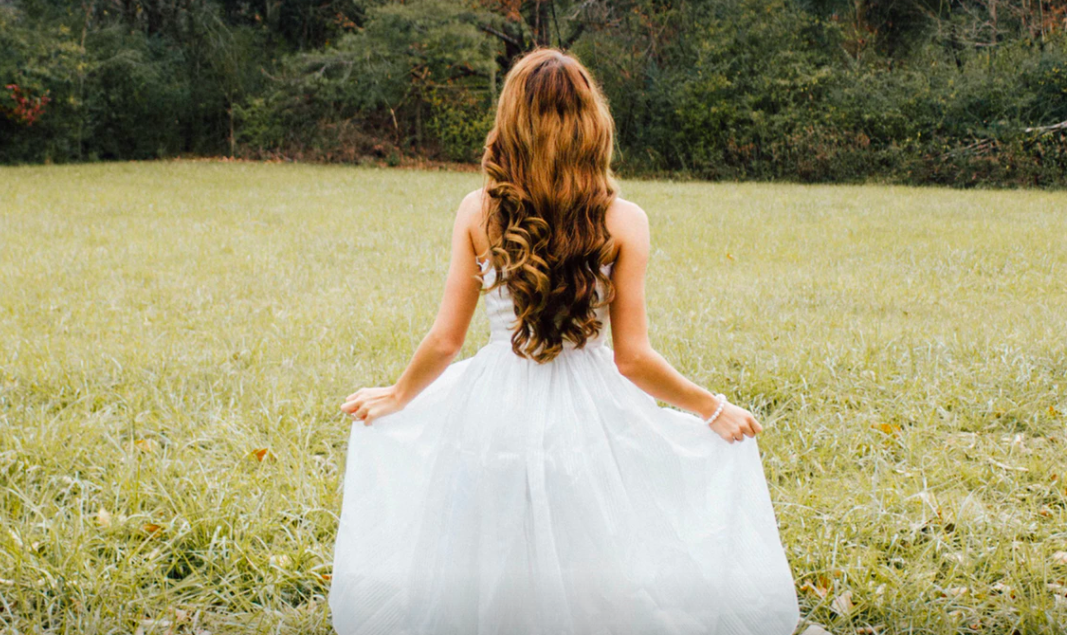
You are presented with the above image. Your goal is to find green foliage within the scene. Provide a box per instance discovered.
[0,7,84,162]
[234,0,497,161]
[671,0,843,179]
[1,0,1065,186]
[0,0,271,161]
[572,0,1067,187]
[79,26,191,160]
[425,85,494,162]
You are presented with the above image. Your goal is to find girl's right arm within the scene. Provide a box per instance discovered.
[606,199,762,443]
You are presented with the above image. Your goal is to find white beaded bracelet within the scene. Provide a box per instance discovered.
[703,393,728,425]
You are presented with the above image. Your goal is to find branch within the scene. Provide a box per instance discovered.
[1024,120,1067,134]
[259,67,282,82]
[478,23,522,48]
[561,22,585,49]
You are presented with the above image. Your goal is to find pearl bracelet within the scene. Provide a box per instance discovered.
[703,393,728,425]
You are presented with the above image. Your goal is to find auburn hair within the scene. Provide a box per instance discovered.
[478,47,620,364]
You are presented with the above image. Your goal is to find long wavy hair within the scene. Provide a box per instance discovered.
[478,47,620,363]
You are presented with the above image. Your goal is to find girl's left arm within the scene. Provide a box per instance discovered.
[342,190,484,425]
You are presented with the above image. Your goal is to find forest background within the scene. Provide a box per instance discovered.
[2,0,1066,187]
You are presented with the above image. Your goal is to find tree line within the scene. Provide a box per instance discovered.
[2,0,1066,187]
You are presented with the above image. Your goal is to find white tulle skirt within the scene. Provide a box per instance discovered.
[328,340,801,635]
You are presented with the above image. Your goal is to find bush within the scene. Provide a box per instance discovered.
[3,0,1066,187]
[425,86,494,162]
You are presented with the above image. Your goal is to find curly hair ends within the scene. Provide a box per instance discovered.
[479,47,620,364]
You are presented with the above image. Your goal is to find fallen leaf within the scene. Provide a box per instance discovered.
[873,423,901,435]
[799,576,832,598]
[830,589,854,616]
[142,523,164,537]
[251,448,275,462]
[134,439,159,454]
[96,507,112,528]
[1052,551,1067,565]
[942,551,965,564]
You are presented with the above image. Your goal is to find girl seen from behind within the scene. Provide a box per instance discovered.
[331,46,801,635]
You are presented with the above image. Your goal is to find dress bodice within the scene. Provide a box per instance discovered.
[478,258,614,350]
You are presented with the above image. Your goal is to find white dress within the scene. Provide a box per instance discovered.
[329,258,801,635]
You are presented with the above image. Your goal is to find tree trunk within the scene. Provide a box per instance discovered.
[228,104,235,158]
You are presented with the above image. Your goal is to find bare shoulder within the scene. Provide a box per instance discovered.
[457,187,490,257]
[605,196,649,245]
[456,187,488,227]
[460,187,486,210]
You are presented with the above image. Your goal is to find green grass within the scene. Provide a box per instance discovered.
[2,161,1066,634]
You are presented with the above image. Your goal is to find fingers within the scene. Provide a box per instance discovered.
[344,394,385,425]
[345,386,387,405]
[341,385,397,428]
[356,402,387,426]
[342,394,369,417]
[342,387,378,414]
[744,415,763,437]
[737,418,760,439]
[711,414,764,444]
[716,427,743,443]
[341,396,361,414]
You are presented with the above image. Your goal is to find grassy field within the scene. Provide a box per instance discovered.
[2,161,1066,634]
